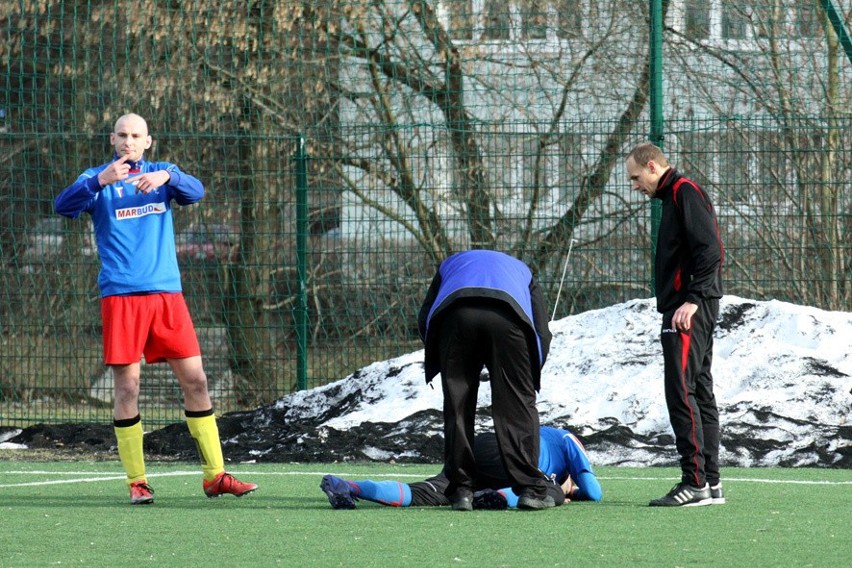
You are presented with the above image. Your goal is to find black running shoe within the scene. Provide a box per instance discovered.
[649,482,712,507]
[517,491,556,510]
[450,488,473,511]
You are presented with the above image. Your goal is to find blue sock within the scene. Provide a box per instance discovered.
[352,480,412,507]
[499,488,519,508]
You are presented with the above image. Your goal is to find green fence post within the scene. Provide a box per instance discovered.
[820,0,852,67]
[294,136,309,391]
[648,0,664,295]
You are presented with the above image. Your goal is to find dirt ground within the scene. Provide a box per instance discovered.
[3,404,850,467]
[1,406,668,466]
[0,408,449,464]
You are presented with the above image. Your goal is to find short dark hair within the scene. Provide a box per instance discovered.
[627,143,668,167]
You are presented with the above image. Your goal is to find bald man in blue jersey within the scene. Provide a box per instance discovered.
[321,426,602,509]
[55,113,256,505]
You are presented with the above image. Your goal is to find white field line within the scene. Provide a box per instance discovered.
[600,475,852,485]
[1,471,850,489]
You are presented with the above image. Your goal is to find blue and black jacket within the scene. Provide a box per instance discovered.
[417,250,552,389]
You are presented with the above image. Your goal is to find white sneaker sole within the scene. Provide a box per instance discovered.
[683,497,713,507]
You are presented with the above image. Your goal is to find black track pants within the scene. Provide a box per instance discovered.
[660,299,721,487]
[437,302,548,499]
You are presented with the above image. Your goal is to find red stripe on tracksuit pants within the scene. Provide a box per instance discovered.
[660,299,721,488]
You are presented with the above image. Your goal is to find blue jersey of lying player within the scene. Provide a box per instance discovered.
[320,426,602,509]
[537,426,601,502]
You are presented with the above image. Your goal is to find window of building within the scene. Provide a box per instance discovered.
[447,0,474,41]
[679,1,824,42]
[482,0,511,40]
[684,3,710,40]
[440,0,597,44]
[556,0,583,39]
[796,3,821,38]
[521,0,548,40]
[749,3,776,39]
[721,2,749,40]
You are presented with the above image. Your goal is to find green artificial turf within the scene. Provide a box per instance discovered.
[1,461,849,567]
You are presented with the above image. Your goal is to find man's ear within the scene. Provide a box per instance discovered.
[144,136,153,150]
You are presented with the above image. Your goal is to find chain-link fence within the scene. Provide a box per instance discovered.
[2,0,850,426]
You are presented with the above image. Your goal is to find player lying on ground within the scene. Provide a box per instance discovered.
[321,426,602,509]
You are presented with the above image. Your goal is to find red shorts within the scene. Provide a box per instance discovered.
[101,293,201,364]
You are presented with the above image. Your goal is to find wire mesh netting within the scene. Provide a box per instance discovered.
[1,0,850,426]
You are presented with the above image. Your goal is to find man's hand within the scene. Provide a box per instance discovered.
[673,302,699,332]
[560,474,576,500]
[130,170,170,194]
[97,154,131,186]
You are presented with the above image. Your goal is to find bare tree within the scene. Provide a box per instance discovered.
[319,1,654,272]
[664,0,851,310]
[6,0,847,410]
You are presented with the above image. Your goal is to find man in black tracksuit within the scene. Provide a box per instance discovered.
[418,250,553,511]
[626,143,725,507]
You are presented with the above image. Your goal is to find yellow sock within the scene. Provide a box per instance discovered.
[114,416,146,485]
[186,411,225,482]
